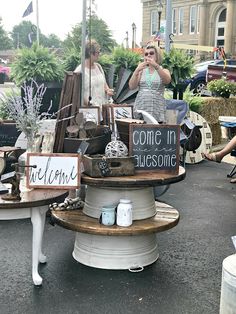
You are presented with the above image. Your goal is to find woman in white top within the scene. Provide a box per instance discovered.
[74,40,114,108]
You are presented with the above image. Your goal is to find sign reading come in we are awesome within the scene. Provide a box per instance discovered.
[129,124,180,174]
[26,153,81,189]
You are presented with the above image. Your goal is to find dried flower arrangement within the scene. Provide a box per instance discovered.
[2,80,52,148]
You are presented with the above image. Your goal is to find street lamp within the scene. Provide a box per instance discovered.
[132,22,137,50]
[157,0,163,46]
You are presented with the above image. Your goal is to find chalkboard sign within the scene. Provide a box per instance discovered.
[129,124,180,174]
[0,122,21,147]
[26,153,81,189]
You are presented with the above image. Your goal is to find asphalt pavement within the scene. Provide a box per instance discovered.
[0,158,236,314]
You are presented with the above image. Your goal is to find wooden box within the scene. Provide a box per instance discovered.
[63,126,111,155]
[83,154,135,177]
[116,118,144,149]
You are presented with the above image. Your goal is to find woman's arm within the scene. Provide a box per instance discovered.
[156,66,171,85]
[96,63,114,96]
[146,58,171,85]
[129,62,147,89]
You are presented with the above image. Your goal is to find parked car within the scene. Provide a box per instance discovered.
[187,59,236,94]
[206,64,236,83]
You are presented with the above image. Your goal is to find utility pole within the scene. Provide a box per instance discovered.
[132,23,136,50]
[125,31,129,49]
[165,0,172,52]
[157,1,163,47]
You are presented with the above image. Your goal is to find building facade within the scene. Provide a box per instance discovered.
[141,0,236,56]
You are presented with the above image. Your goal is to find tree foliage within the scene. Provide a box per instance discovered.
[11,21,62,49]
[0,18,13,50]
[63,14,117,53]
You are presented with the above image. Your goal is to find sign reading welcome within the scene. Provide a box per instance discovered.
[129,124,180,174]
[26,153,80,189]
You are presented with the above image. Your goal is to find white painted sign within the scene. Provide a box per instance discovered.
[26,153,80,189]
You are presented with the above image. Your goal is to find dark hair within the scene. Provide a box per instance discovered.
[85,40,101,58]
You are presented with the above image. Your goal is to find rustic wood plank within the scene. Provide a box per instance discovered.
[81,166,186,187]
[0,189,68,209]
[53,72,75,152]
[51,202,179,236]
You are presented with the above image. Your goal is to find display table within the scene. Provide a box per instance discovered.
[52,167,185,270]
[0,189,68,285]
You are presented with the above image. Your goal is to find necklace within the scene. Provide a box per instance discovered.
[145,68,157,89]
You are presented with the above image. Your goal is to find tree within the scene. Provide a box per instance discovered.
[0,18,13,50]
[63,14,117,53]
[42,34,62,48]
[11,21,37,48]
[11,21,62,48]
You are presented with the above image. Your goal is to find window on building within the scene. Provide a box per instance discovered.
[219,9,226,22]
[218,28,224,36]
[197,5,200,34]
[215,8,226,51]
[189,6,197,34]
[151,10,158,36]
[172,8,177,34]
[179,8,184,35]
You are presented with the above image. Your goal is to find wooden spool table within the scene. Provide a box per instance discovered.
[52,167,185,270]
[0,189,68,285]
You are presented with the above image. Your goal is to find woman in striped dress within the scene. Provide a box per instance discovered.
[129,44,171,123]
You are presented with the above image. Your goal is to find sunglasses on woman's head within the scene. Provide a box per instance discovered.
[145,51,155,56]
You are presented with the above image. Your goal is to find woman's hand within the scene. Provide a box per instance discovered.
[135,61,148,74]
[106,88,114,96]
[145,57,160,70]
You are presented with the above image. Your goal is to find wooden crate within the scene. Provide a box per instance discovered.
[83,154,135,177]
[116,118,144,148]
[63,126,111,155]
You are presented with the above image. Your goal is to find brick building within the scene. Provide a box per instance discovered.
[141,0,236,56]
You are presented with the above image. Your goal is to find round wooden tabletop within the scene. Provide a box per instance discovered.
[81,166,186,188]
[0,189,68,209]
[51,202,179,236]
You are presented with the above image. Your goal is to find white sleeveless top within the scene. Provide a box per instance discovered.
[74,63,107,108]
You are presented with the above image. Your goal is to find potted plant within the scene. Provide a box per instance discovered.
[207,78,236,98]
[162,48,195,100]
[10,43,65,114]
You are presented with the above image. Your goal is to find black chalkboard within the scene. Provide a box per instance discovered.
[0,122,21,147]
[129,124,180,174]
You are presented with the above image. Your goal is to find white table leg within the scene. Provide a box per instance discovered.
[31,205,47,286]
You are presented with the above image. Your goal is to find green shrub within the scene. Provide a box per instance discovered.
[11,43,65,85]
[162,48,194,89]
[63,47,81,71]
[0,88,21,120]
[207,79,236,98]
[112,47,141,72]
[183,86,204,113]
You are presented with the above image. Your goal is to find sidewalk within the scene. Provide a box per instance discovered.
[0,159,235,314]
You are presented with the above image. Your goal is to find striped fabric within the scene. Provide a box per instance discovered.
[134,69,166,123]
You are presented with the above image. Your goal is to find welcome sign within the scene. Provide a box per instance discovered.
[26,153,81,189]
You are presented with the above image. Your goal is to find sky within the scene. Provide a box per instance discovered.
[1,0,143,46]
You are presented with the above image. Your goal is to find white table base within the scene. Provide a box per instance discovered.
[0,205,48,285]
[73,232,159,270]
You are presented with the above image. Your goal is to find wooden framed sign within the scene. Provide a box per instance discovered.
[26,153,81,189]
[129,124,180,174]
[78,106,100,124]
